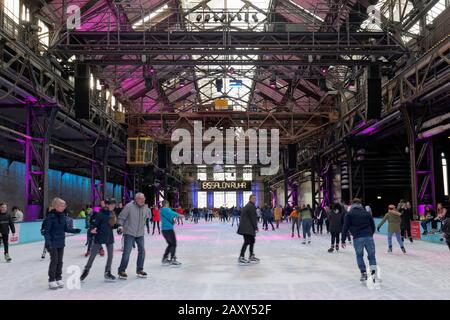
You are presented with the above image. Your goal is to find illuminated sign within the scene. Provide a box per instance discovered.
[199,181,252,191]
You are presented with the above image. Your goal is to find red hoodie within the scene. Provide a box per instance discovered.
[152,208,160,222]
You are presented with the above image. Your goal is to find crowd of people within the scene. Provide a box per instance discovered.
[0,194,448,290]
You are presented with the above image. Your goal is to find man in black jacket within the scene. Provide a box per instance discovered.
[342,198,379,283]
[237,194,259,264]
[0,202,15,262]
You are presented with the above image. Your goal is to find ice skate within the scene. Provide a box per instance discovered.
[335,245,339,252]
[118,271,128,280]
[162,257,171,266]
[104,272,117,282]
[238,256,250,265]
[302,240,306,244]
[360,272,368,282]
[4,253,11,262]
[388,246,392,253]
[170,258,182,267]
[80,269,89,282]
[327,247,334,253]
[48,281,58,290]
[137,270,148,278]
[249,254,260,264]
[308,238,311,244]
[56,280,64,288]
[401,247,406,254]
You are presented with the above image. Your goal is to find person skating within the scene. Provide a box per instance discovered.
[116,193,151,280]
[85,207,105,257]
[44,198,81,289]
[160,200,182,266]
[327,203,344,253]
[0,203,15,262]
[152,205,161,235]
[289,206,301,238]
[299,204,313,244]
[231,206,240,227]
[262,204,275,231]
[237,194,259,265]
[315,205,326,234]
[377,205,406,254]
[274,205,282,228]
[176,206,184,225]
[341,198,379,284]
[80,198,120,282]
[399,201,414,243]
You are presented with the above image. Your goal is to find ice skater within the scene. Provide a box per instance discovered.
[80,198,120,282]
[237,194,259,265]
[0,202,15,262]
[341,198,379,284]
[327,203,344,252]
[44,198,81,289]
[299,204,313,244]
[231,206,240,227]
[85,208,105,257]
[152,205,161,235]
[176,206,184,225]
[377,205,406,254]
[160,200,182,266]
[262,204,275,231]
[274,205,282,229]
[289,206,301,238]
[399,201,413,243]
[116,193,151,280]
[314,205,326,234]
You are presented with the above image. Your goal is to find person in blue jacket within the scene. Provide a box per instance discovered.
[44,197,81,290]
[80,198,120,282]
[160,200,182,266]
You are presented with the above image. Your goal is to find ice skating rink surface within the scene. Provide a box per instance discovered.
[1,221,449,300]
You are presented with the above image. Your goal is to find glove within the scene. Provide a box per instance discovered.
[377,227,380,232]
[73,228,81,234]
[117,227,123,235]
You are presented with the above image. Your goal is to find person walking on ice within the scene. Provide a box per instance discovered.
[116,193,151,280]
[237,194,259,265]
[161,200,182,266]
[341,198,380,285]
[377,205,406,254]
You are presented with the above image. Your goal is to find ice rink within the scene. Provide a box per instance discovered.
[1,220,449,300]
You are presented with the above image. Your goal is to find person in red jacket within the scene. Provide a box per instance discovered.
[152,205,161,235]
[176,206,184,225]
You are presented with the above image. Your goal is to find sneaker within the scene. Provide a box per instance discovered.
[249,255,260,263]
[80,269,89,282]
[328,247,334,253]
[118,271,127,280]
[401,247,406,254]
[137,270,148,278]
[84,251,90,257]
[104,272,117,282]
[238,256,250,265]
[162,257,171,266]
[48,281,58,290]
[360,272,368,282]
[56,280,64,288]
[388,246,392,253]
[170,258,182,266]
[4,253,11,262]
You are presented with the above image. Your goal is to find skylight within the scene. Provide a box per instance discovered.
[132,4,169,29]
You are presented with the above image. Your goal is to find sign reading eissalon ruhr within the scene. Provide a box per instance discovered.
[200,181,252,191]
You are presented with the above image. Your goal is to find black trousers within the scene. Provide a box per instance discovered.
[48,247,64,282]
[152,221,160,234]
[263,218,274,230]
[331,232,340,246]
[325,220,330,233]
[291,219,300,236]
[162,230,177,259]
[401,225,413,239]
[1,233,9,254]
[240,234,255,257]
[317,219,324,233]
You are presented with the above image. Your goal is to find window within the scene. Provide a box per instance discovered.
[38,19,49,48]
[21,4,30,22]
[225,192,237,207]
[4,0,20,23]
[243,166,253,181]
[214,192,225,208]
[442,153,448,197]
[198,191,207,208]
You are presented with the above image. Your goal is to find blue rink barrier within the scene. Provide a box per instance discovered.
[374,217,446,245]
[10,219,87,245]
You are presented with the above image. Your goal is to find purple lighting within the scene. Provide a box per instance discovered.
[359,126,377,136]
[24,96,38,104]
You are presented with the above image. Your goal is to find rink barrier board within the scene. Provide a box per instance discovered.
[373,218,446,245]
[9,219,87,246]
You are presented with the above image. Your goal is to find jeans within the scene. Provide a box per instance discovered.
[388,232,404,248]
[263,218,275,230]
[152,221,160,234]
[302,219,312,238]
[421,218,437,232]
[231,216,240,227]
[118,234,145,273]
[162,230,177,259]
[145,218,150,234]
[1,233,9,254]
[291,218,300,236]
[401,225,412,240]
[240,234,255,257]
[353,237,377,274]
[85,243,114,273]
[48,247,64,282]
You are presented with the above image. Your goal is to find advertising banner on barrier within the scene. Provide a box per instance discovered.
[10,223,20,244]
[411,221,421,240]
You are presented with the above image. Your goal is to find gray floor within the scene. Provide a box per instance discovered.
[1,220,449,300]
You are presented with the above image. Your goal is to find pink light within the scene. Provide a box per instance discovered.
[359,126,377,135]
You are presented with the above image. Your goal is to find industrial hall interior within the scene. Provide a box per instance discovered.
[0,0,449,300]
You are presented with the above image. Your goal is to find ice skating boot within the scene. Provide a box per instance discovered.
[327,247,334,253]
[48,281,58,290]
[41,249,46,259]
[335,244,339,252]
[360,272,368,282]
[4,253,11,262]
[118,271,128,280]
[104,272,117,282]
[170,257,182,267]
[302,239,306,244]
[137,270,148,278]
[249,254,260,263]
[308,238,311,244]
[238,256,250,265]
[401,247,406,254]
[409,237,413,243]
[56,280,64,288]
[162,257,171,266]
[80,269,89,282]
[291,233,294,238]
[388,246,392,253]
